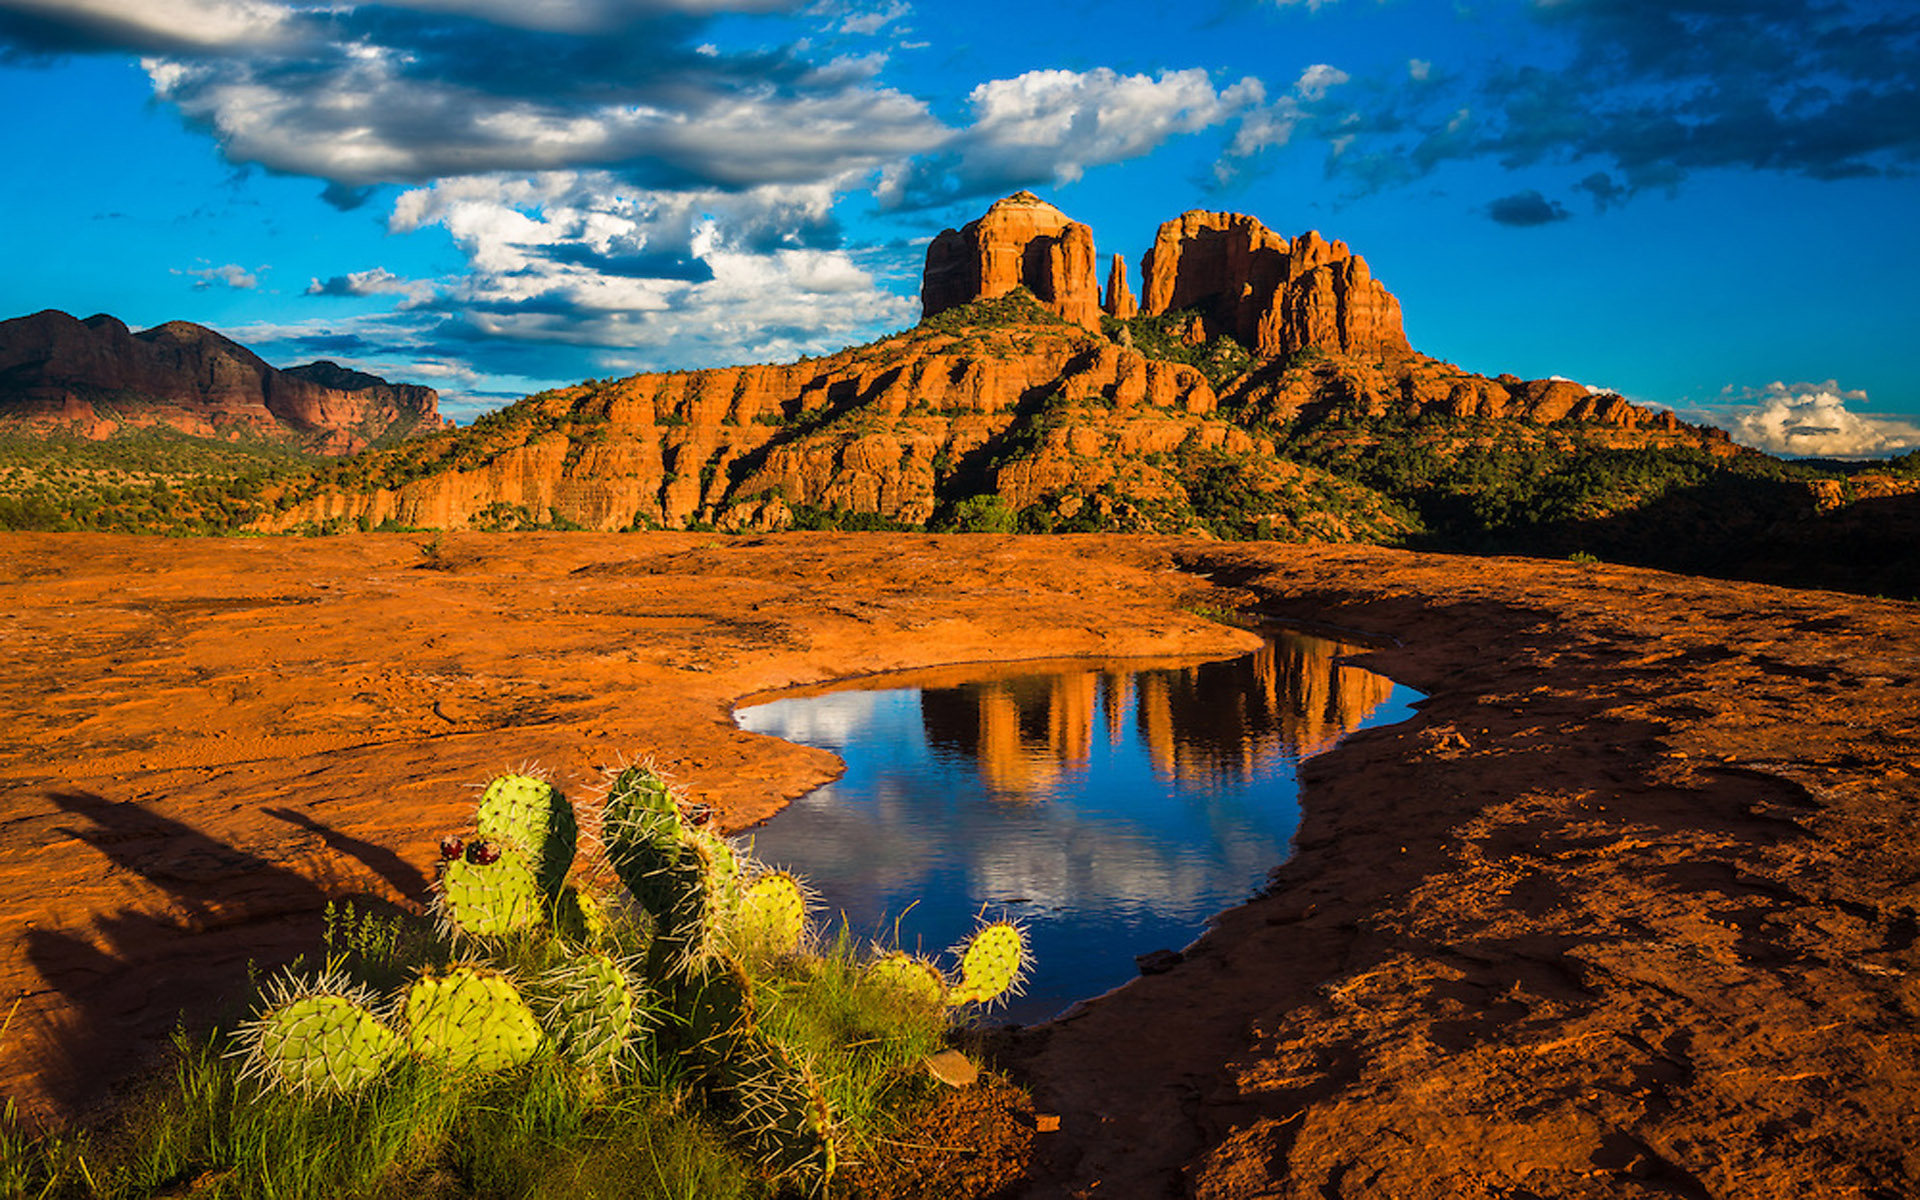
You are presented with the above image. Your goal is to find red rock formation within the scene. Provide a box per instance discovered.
[1140,212,1410,358]
[1105,253,1138,319]
[922,192,1103,330]
[0,309,444,453]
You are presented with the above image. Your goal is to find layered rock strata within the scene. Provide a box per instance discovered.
[1140,211,1410,358]
[0,309,445,453]
[922,192,1102,330]
[1105,254,1138,319]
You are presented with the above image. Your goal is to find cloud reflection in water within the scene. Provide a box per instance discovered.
[735,630,1420,1022]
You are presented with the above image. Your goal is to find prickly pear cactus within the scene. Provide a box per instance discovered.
[948,920,1029,1009]
[601,765,682,867]
[403,965,545,1072]
[733,871,810,958]
[677,952,757,1065]
[437,842,544,937]
[714,1037,837,1190]
[863,951,948,1010]
[539,951,648,1075]
[475,773,577,895]
[237,971,402,1095]
[553,883,608,945]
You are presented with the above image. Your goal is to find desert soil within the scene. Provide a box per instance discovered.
[2,531,1916,1198]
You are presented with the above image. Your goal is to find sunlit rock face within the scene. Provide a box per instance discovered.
[921,191,1103,330]
[1139,211,1411,359]
[0,309,444,453]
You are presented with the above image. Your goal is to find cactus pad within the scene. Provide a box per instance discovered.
[539,951,647,1074]
[437,843,544,937]
[553,883,608,944]
[863,952,948,1010]
[475,773,577,894]
[237,972,401,1095]
[403,965,545,1072]
[949,920,1029,1009]
[734,871,810,957]
[715,1037,837,1188]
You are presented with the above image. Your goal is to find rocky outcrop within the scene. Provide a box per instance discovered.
[0,309,444,453]
[1140,211,1410,359]
[259,194,1735,537]
[922,192,1102,330]
[1105,254,1138,319]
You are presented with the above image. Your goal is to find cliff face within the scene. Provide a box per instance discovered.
[922,192,1103,330]
[1139,212,1410,358]
[0,309,445,453]
[260,193,1734,537]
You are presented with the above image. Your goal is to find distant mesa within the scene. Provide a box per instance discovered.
[0,308,446,454]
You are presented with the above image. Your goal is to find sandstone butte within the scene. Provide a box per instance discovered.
[2,530,1918,1200]
[0,308,447,454]
[253,192,1730,536]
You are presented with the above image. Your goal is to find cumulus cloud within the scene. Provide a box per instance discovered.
[305,266,437,305]
[373,173,916,371]
[0,0,295,56]
[1723,380,1920,458]
[880,67,1260,207]
[143,35,943,188]
[837,0,909,35]
[176,262,259,289]
[1486,188,1571,226]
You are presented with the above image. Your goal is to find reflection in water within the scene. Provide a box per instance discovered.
[735,630,1419,1023]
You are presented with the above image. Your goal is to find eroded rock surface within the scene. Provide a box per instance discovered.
[1141,210,1412,358]
[922,192,1103,330]
[0,309,445,453]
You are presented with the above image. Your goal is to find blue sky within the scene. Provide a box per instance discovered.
[3,0,1917,455]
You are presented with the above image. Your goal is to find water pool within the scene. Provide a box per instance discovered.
[734,628,1420,1023]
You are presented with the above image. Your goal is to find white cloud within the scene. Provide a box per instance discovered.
[837,0,909,35]
[0,0,295,51]
[371,0,794,33]
[176,262,260,290]
[1724,380,1920,458]
[305,267,438,306]
[1225,63,1349,160]
[940,67,1258,192]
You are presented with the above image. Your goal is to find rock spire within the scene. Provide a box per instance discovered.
[921,192,1103,330]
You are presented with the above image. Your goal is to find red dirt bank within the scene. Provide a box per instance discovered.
[1,533,1915,1198]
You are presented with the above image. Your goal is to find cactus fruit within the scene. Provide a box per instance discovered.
[863,952,948,1010]
[236,971,402,1095]
[475,773,577,894]
[734,871,810,957]
[403,965,545,1072]
[437,843,544,937]
[539,951,648,1075]
[948,920,1030,1009]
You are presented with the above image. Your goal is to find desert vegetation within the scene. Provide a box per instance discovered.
[0,767,1028,1199]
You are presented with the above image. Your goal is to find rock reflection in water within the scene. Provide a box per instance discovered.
[734,629,1419,1022]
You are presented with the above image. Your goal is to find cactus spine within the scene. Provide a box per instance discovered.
[403,965,545,1072]
[236,971,402,1095]
[948,920,1030,1009]
[475,773,577,895]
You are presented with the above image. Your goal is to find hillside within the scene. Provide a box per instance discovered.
[257,194,1743,546]
[0,309,446,454]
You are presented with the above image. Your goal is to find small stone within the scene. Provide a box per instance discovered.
[923,1049,978,1088]
[1135,948,1182,975]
